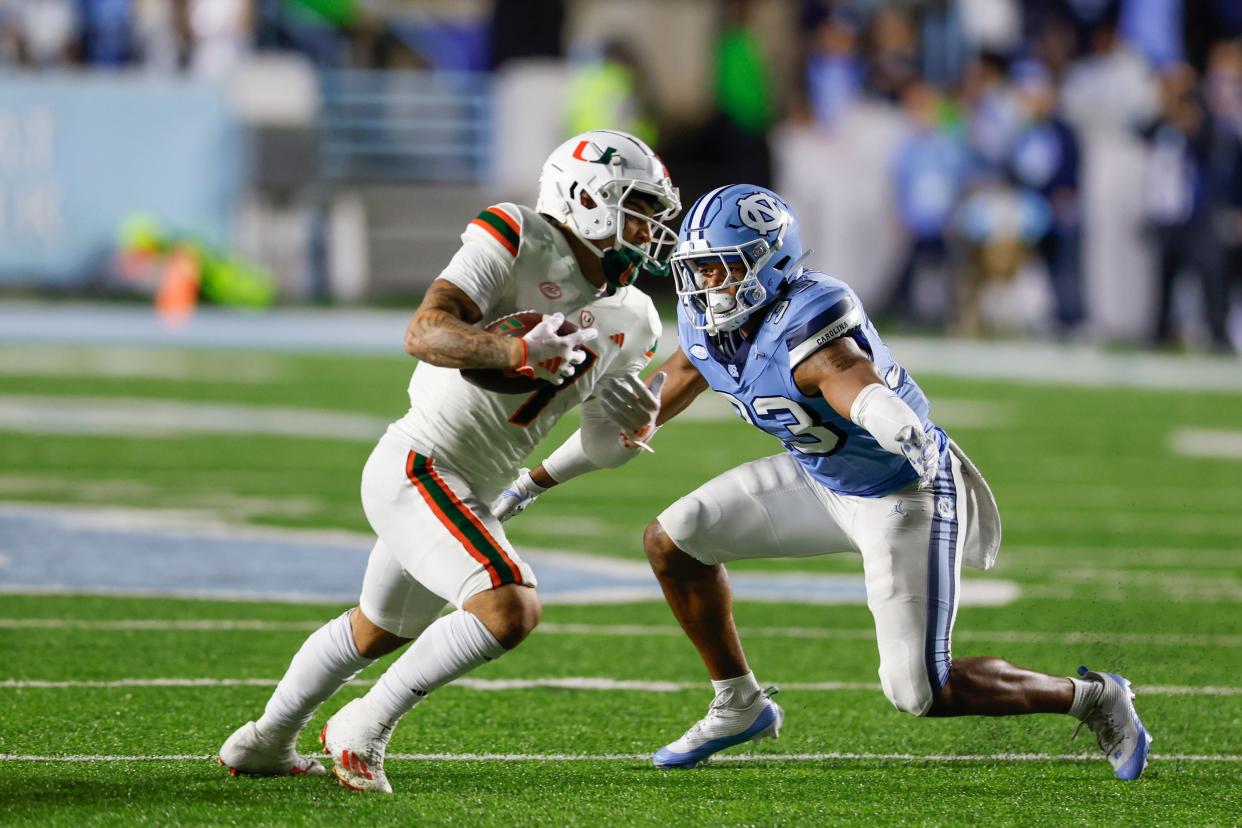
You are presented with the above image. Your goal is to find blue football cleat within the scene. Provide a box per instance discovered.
[653,686,783,769]
[1074,666,1152,781]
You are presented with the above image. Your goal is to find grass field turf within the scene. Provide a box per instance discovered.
[1,343,1240,825]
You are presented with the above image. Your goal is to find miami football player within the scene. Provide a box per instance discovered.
[218,130,679,793]
[503,184,1151,780]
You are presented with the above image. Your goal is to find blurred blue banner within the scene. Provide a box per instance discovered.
[0,75,245,284]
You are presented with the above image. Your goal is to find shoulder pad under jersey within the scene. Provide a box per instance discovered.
[781,286,864,368]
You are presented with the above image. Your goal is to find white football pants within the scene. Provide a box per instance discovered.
[358,431,537,637]
[658,445,976,716]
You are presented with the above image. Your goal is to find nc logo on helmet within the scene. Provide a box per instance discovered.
[737,193,787,237]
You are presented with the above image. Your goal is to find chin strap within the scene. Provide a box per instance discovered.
[563,213,667,289]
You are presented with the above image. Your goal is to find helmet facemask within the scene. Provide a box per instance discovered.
[566,180,680,289]
[672,221,787,335]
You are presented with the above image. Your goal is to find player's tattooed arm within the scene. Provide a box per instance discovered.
[652,349,709,426]
[793,336,885,419]
[404,279,523,369]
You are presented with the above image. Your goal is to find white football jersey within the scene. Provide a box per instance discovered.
[391,203,662,500]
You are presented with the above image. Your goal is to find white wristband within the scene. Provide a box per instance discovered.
[849,383,924,457]
[517,469,547,496]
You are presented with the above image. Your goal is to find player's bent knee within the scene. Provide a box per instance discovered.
[464,584,541,650]
[879,665,935,717]
[643,520,676,568]
[644,519,710,578]
[349,607,411,660]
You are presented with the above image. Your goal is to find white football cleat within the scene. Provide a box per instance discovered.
[653,686,783,769]
[1074,666,1152,781]
[217,721,326,778]
[320,698,396,794]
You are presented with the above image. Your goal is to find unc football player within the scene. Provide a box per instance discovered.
[502,184,1151,780]
[218,130,679,792]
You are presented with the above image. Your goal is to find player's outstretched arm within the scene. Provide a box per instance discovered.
[532,348,707,487]
[404,279,523,370]
[794,338,937,485]
[492,352,707,521]
[652,349,709,426]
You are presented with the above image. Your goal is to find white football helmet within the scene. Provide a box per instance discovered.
[537,130,680,287]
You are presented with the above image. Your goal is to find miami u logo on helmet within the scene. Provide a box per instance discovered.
[571,141,618,166]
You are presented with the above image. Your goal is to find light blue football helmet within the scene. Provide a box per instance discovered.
[671,184,805,335]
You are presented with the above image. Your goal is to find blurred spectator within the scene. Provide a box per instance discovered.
[9,0,79,67]
[78,0,135,66]
[958,0,1021,55]
[886,80,968,322]
[917,0,967,87]
[1008,60,1085,332]
[804,6,864,130]
[864,7,918,102]
[951,181,1052,335]
[566,40,659,147]
[716,0,774,136]
[132,0,186,73]
[961,51,1021,170]
[1206,39,1242,349]
[1202,39,1242,350]
[1184,0,1242,71]
[188,0,253,78]
[1030,12,1079,83]
[1207,39,1242,137]
[1120,0,1182,70]
[1062,14,1159,132]
[661,0,775,206]
[1027,0,1121,56]
[710,0,775,185]
[1142,63,1236,350]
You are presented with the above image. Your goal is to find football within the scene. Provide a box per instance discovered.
[459,310,579,394]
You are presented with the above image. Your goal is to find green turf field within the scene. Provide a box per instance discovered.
[1,343,1240,825]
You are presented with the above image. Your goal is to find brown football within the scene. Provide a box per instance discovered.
[459,310,580,394]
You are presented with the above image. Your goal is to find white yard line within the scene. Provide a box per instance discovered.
[1170,428,1242,461]
[0,752,1237,763]
[5,618,1242,649]
[1,677,1238,695]
[0,346,282,383]
[0,396,386,441]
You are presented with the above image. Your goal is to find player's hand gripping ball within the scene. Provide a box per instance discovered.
[460,311,593,394]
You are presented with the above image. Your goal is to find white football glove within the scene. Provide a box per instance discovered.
[622,372,666,451]
[596,371,665,433]
[894,425,939,489]
[490,469,547,522]
[517,313,599,385]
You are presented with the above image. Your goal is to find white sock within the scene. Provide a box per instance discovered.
[1068,675,1102,720]
[256,610,373,743]
[364,610,504,724]
[711,671,762,708]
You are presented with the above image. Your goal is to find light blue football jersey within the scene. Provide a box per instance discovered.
[678,270,946,497]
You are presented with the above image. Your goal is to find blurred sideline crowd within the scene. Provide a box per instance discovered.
[4,0,1242,351]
